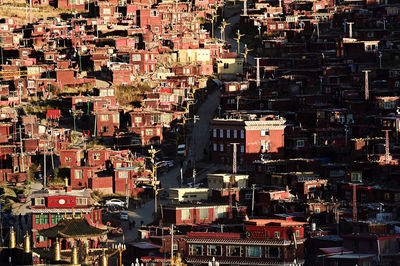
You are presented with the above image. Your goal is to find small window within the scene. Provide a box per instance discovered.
[100,114,109,121]
[224,63,229,69]
[246,246,261,257]
[93,153,101,160]
[296,140,305,148]
[296,230,300,237]
[228,245,242,256]
[35,198,45,205]
[315,207,321,213]
[240,130,244,139]
[261,141,269,152]
[274,231,280,239]
[213,129,217,138]
[227,129,230,138]
[220,144,224,152]
[75,169,83,179]
[190,244,203,255]
[113,114,119,123]
[182,209,190,220]
[213,143,217,151]
[119,171,128,179]
[261,129,269,136]
[199,208,208,219]
[234,130,238,138]
[207,245,222,256]
[351,172,362,182]
[384,193,390,200]
[146,129,153,136]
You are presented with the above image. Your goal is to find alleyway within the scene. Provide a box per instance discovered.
[121,87,222,242]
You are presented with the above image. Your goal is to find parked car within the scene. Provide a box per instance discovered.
[159,160,175,168]
[177,144,186,156]
[159,190,169,200]
[105,199,126,207]
[187,182,201,188]
[120,211,129,221]
[17,194,27,203]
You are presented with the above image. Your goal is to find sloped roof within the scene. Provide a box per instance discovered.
[38,217,108,238]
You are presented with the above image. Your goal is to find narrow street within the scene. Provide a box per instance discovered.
[121,88,222,242]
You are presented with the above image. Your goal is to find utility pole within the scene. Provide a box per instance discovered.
[0,43,3,65]
[219,19,230,41]
[347,22,354,38]
[29,0,32,24]
[148,146,160,214]
[180,167,183,188]
[93,112,97,137]
[256,58,261,88]
[314,22,320,40]
[50,130,54,170]
[234,29,245,55]
[229,143,239,220]
[251,184,255,217]
[352,183,357,232]
[208,11,219,39]
[382,130,391,165]
[26,154,30,186]
[236,95,241,111]
[43,144,46,189]
[170,224,174,265]
[241,44,253,64]
[125,177,129,209]
[19,126,24,173]
[18,84,22,105]
[192,115,200,185]
[362,70,371,101]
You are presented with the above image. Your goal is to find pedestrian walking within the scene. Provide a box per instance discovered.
[129,221,132,230]
[132,220,136,228]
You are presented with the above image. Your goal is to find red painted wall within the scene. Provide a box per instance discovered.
[47,196,76,208]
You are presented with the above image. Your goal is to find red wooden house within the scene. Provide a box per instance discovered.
[129,50,158,74]
[96,109,120,137]
[57,0,87,11]
[184,217,306,265]
[70,166,98,188]
[87,149,110,167]
[59,149,83,167]
[30,188,104,247]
